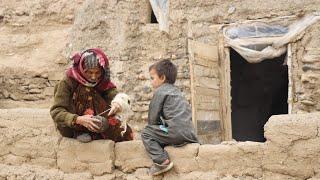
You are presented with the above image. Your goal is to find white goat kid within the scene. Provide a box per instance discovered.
[111,93,133,136]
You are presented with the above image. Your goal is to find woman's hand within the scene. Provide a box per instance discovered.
[108,102,122,116]
[76,115,102,132]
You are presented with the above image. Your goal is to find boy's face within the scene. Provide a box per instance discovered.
[149,68,166,89]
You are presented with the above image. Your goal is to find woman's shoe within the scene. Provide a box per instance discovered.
[76,133,92,143]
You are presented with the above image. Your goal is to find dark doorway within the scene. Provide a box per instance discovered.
[230,48,288,142]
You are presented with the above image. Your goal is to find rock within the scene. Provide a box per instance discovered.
[55,57,68,65]
[64,172,93,180]
[126,168,152,180]
[141,113,148,121]
[302,55,320,63]
[132,105,149,112]
[138,74,147,80]
[23,94,39,101]
[263,113,320,179]
[41,73,49,78]
[301,73,319,84]
[9,94,19,100]
[142,86,152,93]
[43,87,54,96]
[301,100,316,106]
[88,162,114,176]
[262,172,300,180]
[265,113,319,147]
[57,138,115,175]
[94,173,116,180]
[115,140,152,173]
[228,6,236,14]
[10,135,59,161]
[164,171,221,180]
[165,143,200,173]
[2,154,27,165]
[197,142,263,178]
[29,88,42,94]
[30,157,56,168]
[0,164,65,180]
[18,85,29,91]
[2,90,9,98]
[48,72,64,81]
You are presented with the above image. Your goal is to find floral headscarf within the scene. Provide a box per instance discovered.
[66,48,116,92]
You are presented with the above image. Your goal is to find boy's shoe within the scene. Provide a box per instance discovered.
[149,161,174,176]
[76,133,92,143]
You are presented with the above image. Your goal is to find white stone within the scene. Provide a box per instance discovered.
[115,140,152,173]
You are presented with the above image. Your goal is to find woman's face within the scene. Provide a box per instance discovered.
[84,67,102,83]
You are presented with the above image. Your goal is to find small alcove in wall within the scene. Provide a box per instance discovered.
[150,8,158,23]
[147,1,158,24]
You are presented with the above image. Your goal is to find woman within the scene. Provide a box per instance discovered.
[50,48,133,142]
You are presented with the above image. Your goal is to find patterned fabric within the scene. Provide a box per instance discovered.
[83,52,99,70]
[66,48,116,92]
[72,83,133,142]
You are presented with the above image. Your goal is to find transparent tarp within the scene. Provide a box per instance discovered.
[224,15,320,63]
[149,0,169,32]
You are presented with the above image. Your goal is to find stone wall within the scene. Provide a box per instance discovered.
[68,0,320,124]
[1,108,320,179]
[291,21,320,113]
[1,0,320,112]
[1,0,320,142]
[0,69,60,103]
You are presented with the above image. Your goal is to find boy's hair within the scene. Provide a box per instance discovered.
[149,59,177,84]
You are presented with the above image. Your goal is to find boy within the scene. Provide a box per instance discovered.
[141,59,198,176]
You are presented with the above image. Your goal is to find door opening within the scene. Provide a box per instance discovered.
[230,48,288,142]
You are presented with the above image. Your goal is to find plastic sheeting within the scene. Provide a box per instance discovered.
[149,0,169,32]
[226,23,288,39]
[224,14,320,63]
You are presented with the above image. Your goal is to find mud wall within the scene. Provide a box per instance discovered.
[0,109,320,179]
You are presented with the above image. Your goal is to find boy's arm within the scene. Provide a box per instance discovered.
[148,93,166,125]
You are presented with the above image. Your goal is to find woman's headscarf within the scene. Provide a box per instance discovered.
[66,48,116,92]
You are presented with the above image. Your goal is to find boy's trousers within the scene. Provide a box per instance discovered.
[141,124,198,164]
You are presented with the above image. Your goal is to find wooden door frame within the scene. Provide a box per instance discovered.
[219,34,294,141]
[218,33,232,141]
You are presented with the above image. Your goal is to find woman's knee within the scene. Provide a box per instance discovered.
[57,126,74,138]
